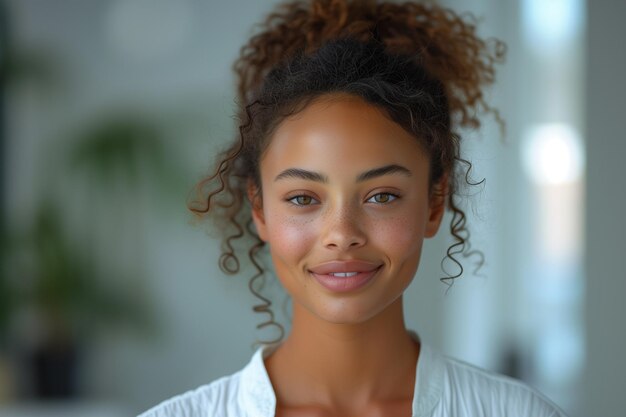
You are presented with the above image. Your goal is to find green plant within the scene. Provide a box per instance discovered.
[14,201,155,343]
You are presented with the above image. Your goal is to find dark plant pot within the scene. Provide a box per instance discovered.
[31,343,79,399]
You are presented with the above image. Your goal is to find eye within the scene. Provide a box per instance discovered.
[287,194,319,206]
[366,192,399,204]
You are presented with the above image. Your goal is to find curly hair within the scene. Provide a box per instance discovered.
[189,0,505,342]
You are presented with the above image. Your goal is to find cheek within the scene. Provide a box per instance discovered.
[371,210,427,260]
[265,211,317,263]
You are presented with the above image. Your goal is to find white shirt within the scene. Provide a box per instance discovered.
[139,339,567,417]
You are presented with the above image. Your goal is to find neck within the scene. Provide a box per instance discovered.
[265,296,419,410]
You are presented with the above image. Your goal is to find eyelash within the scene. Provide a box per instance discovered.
[286,192,400,207]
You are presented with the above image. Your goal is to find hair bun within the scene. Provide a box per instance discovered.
[234,0,505,130]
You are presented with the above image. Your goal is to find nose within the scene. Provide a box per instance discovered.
[321,204,367,251]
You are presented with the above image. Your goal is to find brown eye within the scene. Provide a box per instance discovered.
[287,195,317,206]
[367,193,398,204]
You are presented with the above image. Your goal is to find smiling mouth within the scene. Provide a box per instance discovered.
[308,262,382,293]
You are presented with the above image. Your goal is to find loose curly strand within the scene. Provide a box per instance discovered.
[248,235,285,346]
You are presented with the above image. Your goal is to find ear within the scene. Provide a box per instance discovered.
[425,174,448,238]
[247,180,268,242]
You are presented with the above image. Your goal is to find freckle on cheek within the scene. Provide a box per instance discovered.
[269,214,316,254]
[376,217,420,251]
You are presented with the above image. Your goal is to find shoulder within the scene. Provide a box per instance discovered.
[137,370,243,417]
[136,345,277,417]
[437,353,567,417]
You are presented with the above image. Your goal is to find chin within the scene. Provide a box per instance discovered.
[306,297,397,325]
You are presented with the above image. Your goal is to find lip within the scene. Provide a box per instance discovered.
[308,260,382,293]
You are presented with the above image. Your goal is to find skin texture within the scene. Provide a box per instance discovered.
[251,94,447,417]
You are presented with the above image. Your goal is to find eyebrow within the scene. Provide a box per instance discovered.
[274,164,412,183]
[274,168,329,183]
[356,164,413,182]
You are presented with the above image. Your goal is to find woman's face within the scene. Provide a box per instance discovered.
[251,94,446,324]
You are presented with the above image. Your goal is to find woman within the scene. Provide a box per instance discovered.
[140,0,567,416]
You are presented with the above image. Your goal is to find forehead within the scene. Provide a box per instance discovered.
[260,94,430,177]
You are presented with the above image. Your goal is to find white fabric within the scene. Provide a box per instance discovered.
[139,339,567,417]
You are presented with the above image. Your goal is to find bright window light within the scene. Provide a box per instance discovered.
[522,123,584,185]
[522,0,584,48]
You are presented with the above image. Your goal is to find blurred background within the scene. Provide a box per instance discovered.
[0,0,623,416]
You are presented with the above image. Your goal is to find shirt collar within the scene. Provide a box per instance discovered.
[410,334,444,416]
[238,332,443,417]
[238,342,279,417]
